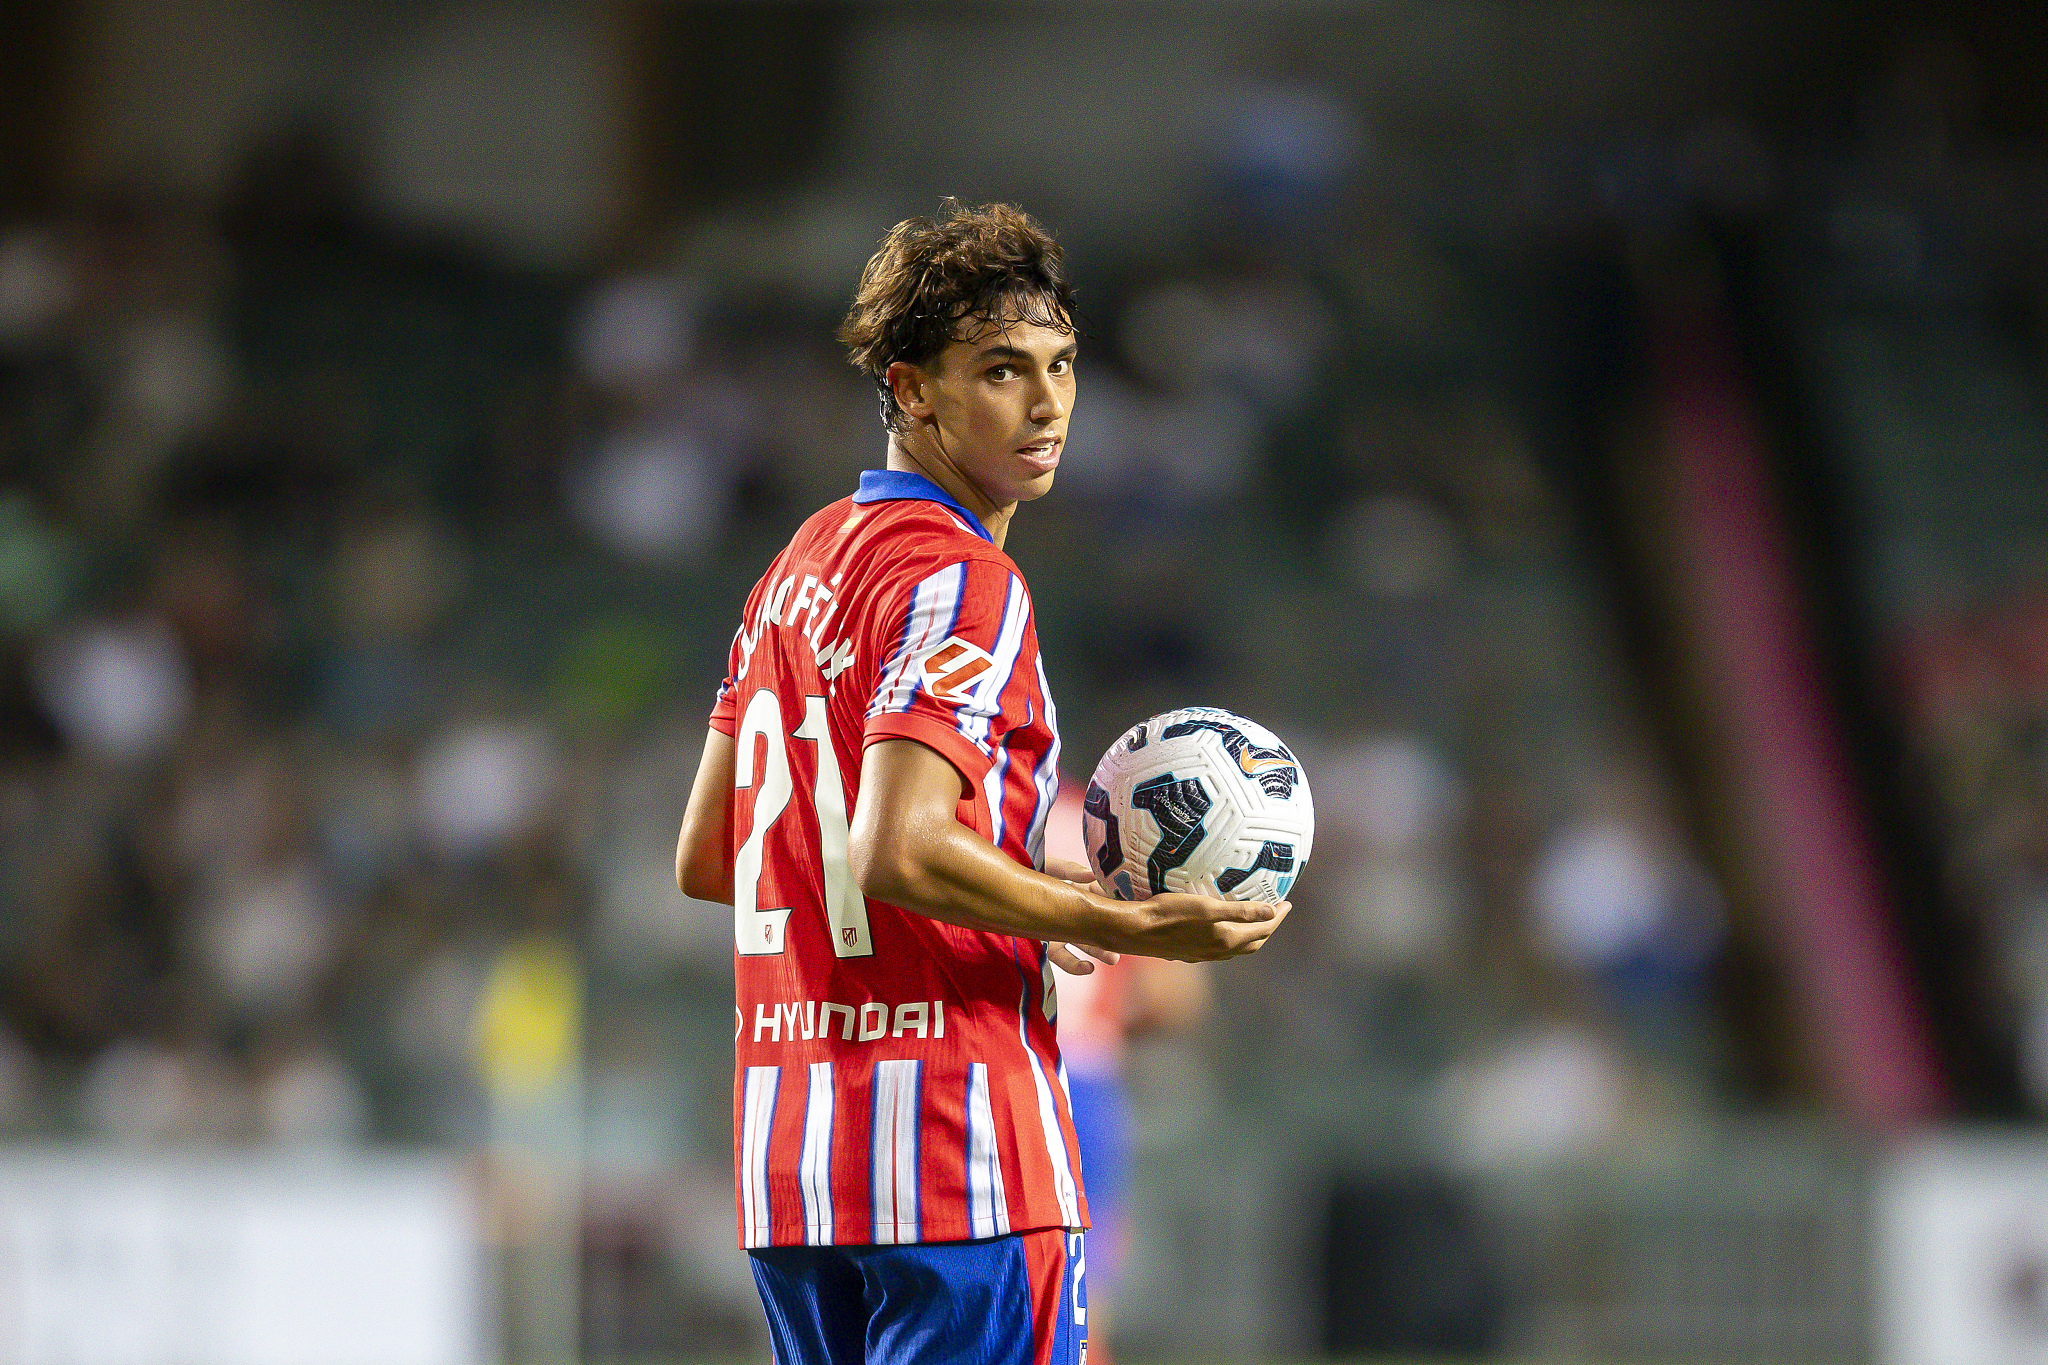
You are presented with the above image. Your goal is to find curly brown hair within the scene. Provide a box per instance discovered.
[838,199,1076,433]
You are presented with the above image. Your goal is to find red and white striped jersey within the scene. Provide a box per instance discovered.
[709,468,1088,1250]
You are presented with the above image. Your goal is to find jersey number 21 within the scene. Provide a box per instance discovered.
[732,687,873,957]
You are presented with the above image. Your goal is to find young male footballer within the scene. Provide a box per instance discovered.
[674,200,1290,1365]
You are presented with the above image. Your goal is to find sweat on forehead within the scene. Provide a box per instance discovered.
[946,296,1075,349]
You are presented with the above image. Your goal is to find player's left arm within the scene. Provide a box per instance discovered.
[848,739,1118,973]
[675,727,737,904]
[850,737,1286,965]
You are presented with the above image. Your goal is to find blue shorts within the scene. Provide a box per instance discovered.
[750,1227,1087,1365]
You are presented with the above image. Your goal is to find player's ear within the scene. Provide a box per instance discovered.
[888,361,934,422]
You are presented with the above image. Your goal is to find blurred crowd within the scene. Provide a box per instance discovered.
[0,7,2042,1357]
[3,48,2046,1354]
[0,155,576,1149]
[0,108,1736,1176]
[1898,569,2048,1105]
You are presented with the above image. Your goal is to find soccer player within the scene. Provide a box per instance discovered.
[674,200,1290,1365]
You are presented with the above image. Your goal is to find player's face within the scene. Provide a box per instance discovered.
[919,316,1077,508]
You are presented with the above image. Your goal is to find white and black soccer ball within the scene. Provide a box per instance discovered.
[1082,706,1313,903]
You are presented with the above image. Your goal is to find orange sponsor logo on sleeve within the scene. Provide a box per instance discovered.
[918,636,997,703]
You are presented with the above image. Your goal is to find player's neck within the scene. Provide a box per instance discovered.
[884,435,1016,549]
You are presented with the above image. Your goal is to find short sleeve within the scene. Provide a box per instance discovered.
[862,557,1033,787]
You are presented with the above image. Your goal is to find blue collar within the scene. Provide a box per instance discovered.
[851,469,994,544]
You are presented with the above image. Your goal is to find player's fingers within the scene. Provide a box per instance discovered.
[1220,904,1290,954]
[1072,942,1120,966]
[1249,901,1294,942]
[1221,898,1287,923]
[1046,942,1097,975]
[1043,857,1095,885]
[1223,930,1272,957]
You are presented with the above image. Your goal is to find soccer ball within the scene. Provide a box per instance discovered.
[1081,706,1313,903]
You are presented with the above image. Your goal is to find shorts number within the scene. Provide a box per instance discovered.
[733,688,873,957]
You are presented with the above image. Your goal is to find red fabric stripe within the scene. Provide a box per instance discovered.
[918,1053,970,1239]
[764,1064,808,1244]
[995,622,1046,847]
[1001,747,1043,860]
[831,1057,874,1245]
[993,1049,1051,1232]
[1021,1227,1068,1365]
[959,557,1013,646]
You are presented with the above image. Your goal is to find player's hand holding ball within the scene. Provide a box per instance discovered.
[1108,889,1290,961]
[1077,706,1313,962]
[1046,862,1285,966]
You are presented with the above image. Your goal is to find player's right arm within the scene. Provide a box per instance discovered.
[848,736,1288,963]
[676,727,737,904]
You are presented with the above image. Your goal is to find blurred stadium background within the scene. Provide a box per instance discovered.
[1,2,2046,1362]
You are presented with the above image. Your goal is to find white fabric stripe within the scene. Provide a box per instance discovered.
[799,1061,835,1245]
[1025,654,1063,869]
[891,1063,920,1240]
[1017,967,1082,1227]
[955,576,1030,751]
[869,1059,923,1244]
[869,564,967,718]
[741,1066,780,1248]
[965,1063,1010,1239]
